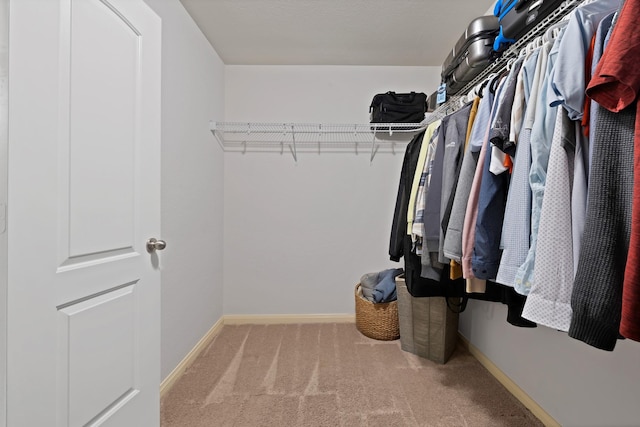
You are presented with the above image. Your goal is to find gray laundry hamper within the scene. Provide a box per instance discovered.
[396,275,460,364]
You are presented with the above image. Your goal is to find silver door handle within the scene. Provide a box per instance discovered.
[146,238,167,253]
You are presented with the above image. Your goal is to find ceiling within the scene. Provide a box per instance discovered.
[179,0,497,66]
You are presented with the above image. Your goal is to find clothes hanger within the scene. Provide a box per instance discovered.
[468,78,486,102]
[543,20,568,43]
[473,80,485,96]
[465,83,478,102]
[525,38,534,55]
[534,35,543,48]
[489,73,504,94]
[466,90,475,103]
[518,43,529,59]
[464,79,483,102]
[478,73,498,98]
[523,35,543,56]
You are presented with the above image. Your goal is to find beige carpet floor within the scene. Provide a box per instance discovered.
[161,323,543,427]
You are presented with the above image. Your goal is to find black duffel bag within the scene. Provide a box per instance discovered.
[369,91,427,124]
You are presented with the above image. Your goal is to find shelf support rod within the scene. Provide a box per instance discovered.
[281,123,286,156]
[242,122,250,154]
[370,125,378,163]
[209,121,225,151]
[290,124,298,162]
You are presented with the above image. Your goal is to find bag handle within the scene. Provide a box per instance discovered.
[446,295,469,314]
[387,91,417,102]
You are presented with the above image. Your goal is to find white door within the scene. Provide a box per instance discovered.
[7,0,162,426]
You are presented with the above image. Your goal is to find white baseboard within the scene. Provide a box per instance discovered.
[458,334,560,427]
[160,316,225,398]
[223,313,356,325]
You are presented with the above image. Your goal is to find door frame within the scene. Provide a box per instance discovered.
[0,0,8,425]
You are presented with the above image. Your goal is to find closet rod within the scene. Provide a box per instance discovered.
[428,0,583,122]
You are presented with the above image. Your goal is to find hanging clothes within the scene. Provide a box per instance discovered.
[449,96,482,280]
[549,0,623,121]
[390,131,425,264]
[494,47,540,288]
[437,102,473,265]
[411,122,441,255]
[407,124,439,238]
[388,0,640,344]
[568,104,633,351]
[584,0,640,344]
[513,36,555,295]
[518,25,576,328]
[443,84,496,264]
[421,120,448,276]
[550,0,622,281]
[471,59,524,282]
[389,130,465,298]
[462,76,507,293]
[521,108,576,331]
[489,57,524,157]
[416,124,446,280]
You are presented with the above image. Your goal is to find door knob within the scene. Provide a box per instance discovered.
[146,238,167,253]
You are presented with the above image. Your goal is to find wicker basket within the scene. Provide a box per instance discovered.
[354,283,400,340]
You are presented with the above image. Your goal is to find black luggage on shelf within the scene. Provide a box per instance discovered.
[369,91,427,124]
[441,15,499,96]
[492,0,565,52]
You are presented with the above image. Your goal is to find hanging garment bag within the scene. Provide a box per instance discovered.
[492,0,565,52]
[441,15,500,96]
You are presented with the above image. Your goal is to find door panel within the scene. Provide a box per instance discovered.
[8,0,161,425]
[59,285,137,427]
[68,0,139,258]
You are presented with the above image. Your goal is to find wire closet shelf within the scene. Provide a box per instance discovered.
[211,0,583,161]
[209,121,427,161]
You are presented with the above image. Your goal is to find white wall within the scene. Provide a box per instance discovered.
[460,301,640,426]
[224,65,440,315]
[144,0,225,380]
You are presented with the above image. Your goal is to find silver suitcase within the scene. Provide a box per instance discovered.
[441,15,499,95]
